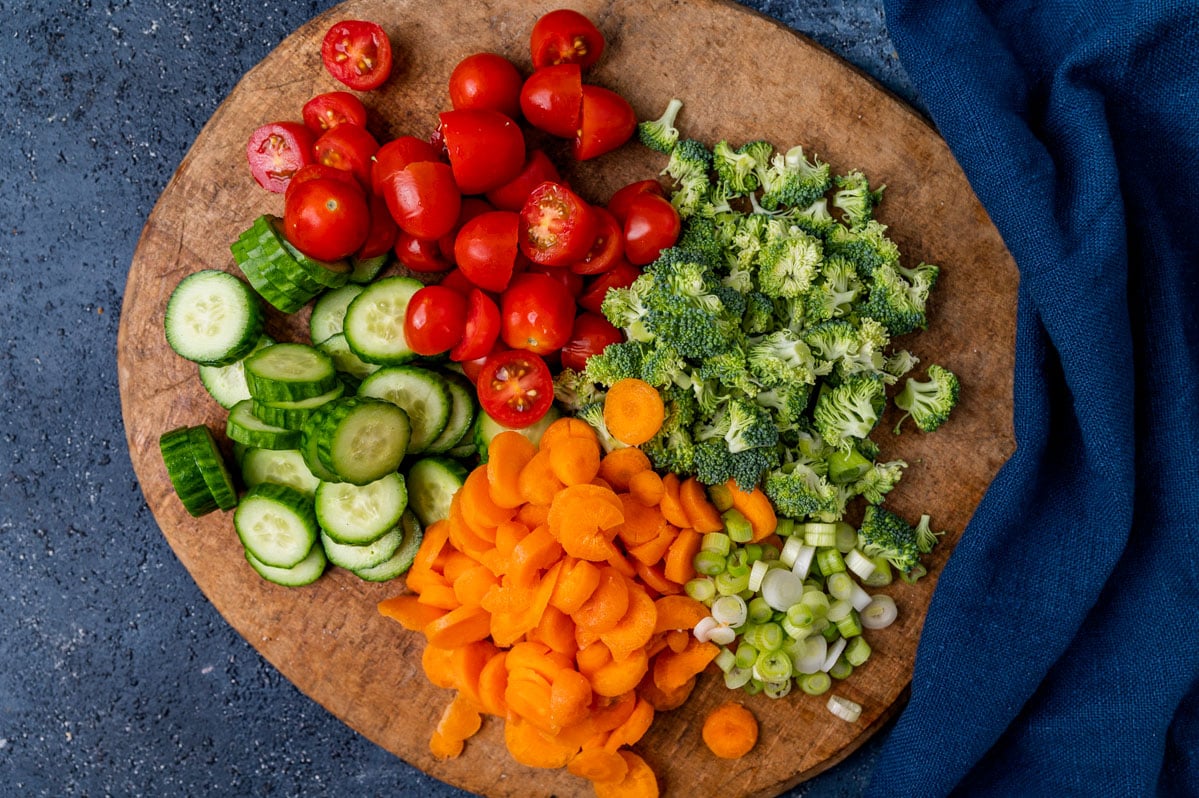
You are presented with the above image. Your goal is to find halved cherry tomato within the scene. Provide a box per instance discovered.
[574,85,636,161]
[245,122,315,193]
[560,312,623,372]
[301,91,368,134]
[475,348,554,429]
[606,179,666,224]
[623,193,681,264]
[356,193,399,259]
[449,53,523,119]
[283,177,370,262]
[438,109,526,195]
[485,149,561,212]
[383,161,461,240]
[321,20,393,91]
[519,181,598,267]
[438,197,495,264]
[525,262,583,299]
[519,64,582,139]
[370,136,440,196]
[396,232,453,273]
[314,124,379,187]
[500,272,575,355]
[437,268,476,296]
[578,259,641,314]
[569,206,623,275]
[530,9,605,70]
[284,162,360,204]
[454,211,519,293]
[404,285,468,356]
[449,289,502,362]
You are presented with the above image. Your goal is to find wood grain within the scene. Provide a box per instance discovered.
[117,1,1018,795]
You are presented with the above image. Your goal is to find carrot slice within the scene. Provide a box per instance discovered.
[658,473,690,528]
[476,650,509,717]
[504,713,580,769]
[487,431,538,508]
[702,701,759,759]
[529,603,578,658]
[568,747,629,783]
[599,579,658,661]
[603,696,655,751]
[507,640,573,681]
[603,379,664,446]
[723,478,778,541]
[518,448,567,506]
[539,416,598,452]
[505,667,554,730]
[627,470,664,507]
[662,527,701,585]
[652,594,710,634]
[632,560,681,596]
[421,644,456,689]
[616,493,668,547]
[448,491,496,552]
[593,750,660,798]
[573,566,630,633]
[638,672,696,711]
[652,638,720,692]
[429,728,465,760]
[377,594,448,632]
[627,524,677,566]
[549,667,594,729]
[599,447,652,492]
[450,639,499,704]
[549,434,602,486]
[589,645,650,697]
[515,501,550,529]
[665,629,690,653]
[425,604,492,649]
[461,465,517,528]
[509,524,564,589]
[549,557,602,615]
[435,692,483,746]
[587,689,638,734]
[417,582,462,611]
[547,483,624,561]
[678,476,724,533]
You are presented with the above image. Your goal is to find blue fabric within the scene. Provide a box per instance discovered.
[868,1,1199,795]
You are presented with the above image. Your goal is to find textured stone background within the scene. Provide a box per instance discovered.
[0,1,922,795]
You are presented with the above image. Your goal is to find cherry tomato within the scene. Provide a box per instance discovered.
[284,162,360,204]
[301,91,368,134]
[449,289,502,362]
[574,85,636,161]
[321,20,393,91]
[475,348,554,428]
[485,149,561,212]
[245,122,315,193]
[314,124,379,187]
[569,206,624,275]
[403,285,468,356]
[356,193,399,259]
[606,179,666,224]
[519,181,598,267]
[519,64,582,138]
[437,268,477,296]
[560,312,623,372]
[500,272,576,355]
[383,161,462,240]
[530,9,605,70]
[395,232,452,272]
[283,177,370,262]
[525,262,583,299]
[438,197,495,264]
[578,259,641,314]
[438,109,526,195]
[370,136,440,196]
[623,193,681,265]
[448,53,523,119]
[454,211,519,293]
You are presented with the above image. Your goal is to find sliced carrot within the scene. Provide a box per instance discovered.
[450,639,499,705]
[724,478,778,541]
[652,594,710,634]
[421,644,456,689]
[568,747,629,783]
[637,671,695,711]
[662,528,701,585]
[549,557,602,615]
[515,501,550,529]
[616,493,668,547]
[627,470,664,507]
[658,473,690,528]
[549,667,594,729]
[436,691,483,745]
[606,552,638,579]
[416,582,462,611]
[591,750,660,798]
[506,640,573,681]
[429,728,465,760]
[425,604,492,649]
[529,604,578,659]
[635,560,682,596]
[408,518,451,585]
[587,689,638,734]
[603,379,664,446]
[539,416,598,452]
[377,594,448,632]
[448,491,495,552]
[665,629,691,654]
[679,477,724,533]
[504,713,580,769]
[476,650,509,717]
[573,566,630,633]
[505,667,554,730]
[627,524,677,566]
[603,696,655,751]
[442,549,480,584]
[599,447,652,492]
[548,433,602,487]
[493,518,529,561]
[547,483,624,561]
[599,579,658,661]
[652,638,720,692]
[701,701,758,759]
[518,448,566,507]
[509,524,564,589]
[461,465,517,529]
[487,431,538,508]
[589,645,650,697]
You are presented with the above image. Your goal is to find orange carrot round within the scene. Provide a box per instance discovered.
[487,431,537,508]
[603,378,665,445]
[627,469,664,507]
[724,478,778,541]
[549,434,602,486]
[678,476,724,533]
[598,447,652,491]
[568,747,629,782]
[591,749,660,798]
[702,701,759,759]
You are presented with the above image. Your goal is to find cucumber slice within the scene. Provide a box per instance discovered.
[300,422,342,483]
[321,523,404,571]
[165,270,264,367]
[315,472,408,545]
[198,335,274,409]
[423,370,477,454]
[358,365,451,454]
[226,400,302,450]
[159,426,219,517]
[230,222,319,313]
[405,456,468,527]
[186,426,238,511]
[474,406,561,462]
[251,382,345,430]
[309,284,365,345]
[348,253,389,284]
[353,510,423,582]
[342,276,423,365]
[239,448,321,497]
[246,544,327,587]
[233,483,317,568]
[303,397,411,485]
[316,332,380,380]
[244,343,339,403]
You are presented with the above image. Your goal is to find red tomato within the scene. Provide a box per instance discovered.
[449,289,502,362]
[438,109,526,195]
[484,150,561,212]
[519,64,582,138]
[500,272,576,355]
[525,262,583,299]
[438,197,495,263]
[314,124,379,187]
[578,259,641,314]
[560,312,623,372]
[448,53,523,119]
[301,91,368,134]
[518,181,598,267]
[245,122,314,193]
[370,136,440,196]
[403,285,468,356]
[383,161,462,240]
[356,193,399,259]
[284,162,360,204]
[395,232,452,273]
[606,179,666,224]
[454,211,519,293]
[569,206,624,275]
[574,85,636,161]
[475,349,554,429]
[321,20,393,91]
[437,268,477,296]
[283,177,370,262]
[530,9,605,70]
[623,193,681,265]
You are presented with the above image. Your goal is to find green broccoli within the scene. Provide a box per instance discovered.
[693,439,735,485]
[823,219,900,279]
[756,220,823,299]
[832,170,885,229]
[857,505,922,575]
[882,349,920,384]
[894,364,960,433]
[852,459,908,504]
[759,146,832,210]
[582,340,646,387]
[674,216,724,268]
[637,98,684,153]
[763,460,840,520]
[553,368,604,412]
[696,348,756,395]
[835,317,891,379]
[722,397,779,452]
[576,401,627,454]
[788,198,839,239]
[754,382,812,427]
[643,425,697,475]
[728,212,769,271]
[804,319,863,367]
[741,291,776,335]
[913,513,944,554]
[662,138,712,184]
[600,274,655,342]
[712,140,759,195]
[812,374,886,450]
[802,255,863,325]
[746,329,817,387]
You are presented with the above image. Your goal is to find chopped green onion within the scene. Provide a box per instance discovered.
[835,609,863,638]
[827,598,853,624]
[799,590,830,620]
[845,636,872,667]
[754,649,794,682]
[817,547,847,576]
[848,581,874,612]
[790,543,817,579]
[693,615,720,643]
[803,522,838,547]
[780,616,812,640]
[701,532,731,555]
[761,568,804,612]
[748,560,771,591]
[820,622,841,642]
[707,482,734,512]
[775,518,796,538]
[827,448,873,484]
[800,671,832,695]
[787,602,816,628]
[834,521,859,553]
[709,624,737,646]
[742,679,764,696]
[826,571,854,602]
[827,695,863,722]
[761,543,781,561]
[714,647,738,673]
[763,679,793,699]
[743,621,785,652]
[744,543,765,562]
[828,655,854,680]
[792,635,828,674]
[860,594,898,629]
[822,637,847,672]
[685,577,716,603]
[724,666,753,690]
[726,547,750,576]
[723,508,753,543]
[780,535,806,567]
[714,568,750,596]
[711,594,748,627]
[734,641,758,670]
[747,596,774,624]
[694,550,727,576]
[844,548,876,580]
[862,555,893,586]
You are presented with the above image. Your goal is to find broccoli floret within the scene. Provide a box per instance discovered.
[803,255,863,324]
[638,344,689,390]
[696,348,756,395]
[852,459,908,504]
[835,317,891,380]
[759,146,832,210]
[898,261,940,291]
[746,329,817,387]
[788,198,839,239]
[662,138,713,184]
[675,216,724,268]
[577,401,627,454]
[833,169,885,229]
[553,368,604,412]
[860,260,941,336]
[728,445,781,491]
[690,378,729,417]
[882,349,920,384]
[600,274,655,342]
[645,255,723,315]
[643,425,697,475]
[812,373,886,450]
[894,364,960,433]
[763,460,840,520]
[646,304,735,360]
[756,220,823,299]
[712,140,760,195]
[637,98,683,153]
[582,340,646,387]
[712,284,747,318]
[741,292,776,335]
[913,513,944,554]
[693,439,735,486]
[804,319,862,367]
[824,219,900,279]
[670,174,711,219]
[857,505,922,574]
[754,382,812,427]
[728,213,769,271]
[722,397,779,452]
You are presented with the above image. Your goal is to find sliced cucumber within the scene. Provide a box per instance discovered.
[302,396,411,485]
[226,400,301,450]
[244,343,339,403]
[316,332,380,380]
[239,448,321,497]
[198,335,274,409]
[353,510,423,582]
[321,524,404,571]
[315,472,408,545]
[423,370,477,454]
[233,483,317,568]
[165,270,264,367]
[231,220,320,313]
[159,426,219,517]
[405,456,468,527]
[474,405,561,462]
[358,365,451,454]
[251,382,345,430]
[246,544,327,587]
[342,276,423,365]
[348,253,389,284]
[186,426,238,511]
[309,284,365,345]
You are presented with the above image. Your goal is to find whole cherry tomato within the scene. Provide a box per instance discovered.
[500,272,576,355]
[382,161,461,240]
[245,122,314,193]
[284,162,360,204]
[518,181,598,267]
[283,177,370,262]
[321,20,393,91]
[314,124,379,186]
[356,193,399,259]
[530,9,605,70]
[448,53,523,119]
[454,211,520,293]
[395,232,453,273]
[578,259,641,314]
[475,348,554,428]
[560,312,623,372]
[449,289,502,363]
[569,206,624,275]
[606,179,666,224]
[484,150,561,212]
[574,85,636,161]
[370,136,440,196]
[438,109,526,195]
[623,193,681,265]
[301,91,368,134]
[403,285,468,356]
[519,64,582,139]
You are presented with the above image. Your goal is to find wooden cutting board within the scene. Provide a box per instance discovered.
[117,1,1018,795]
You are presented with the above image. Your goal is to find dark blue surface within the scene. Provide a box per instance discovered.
[868,0,1199,795]
[0,2,923,796]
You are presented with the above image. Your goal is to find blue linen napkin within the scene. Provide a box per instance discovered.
[868,1,1199,795]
